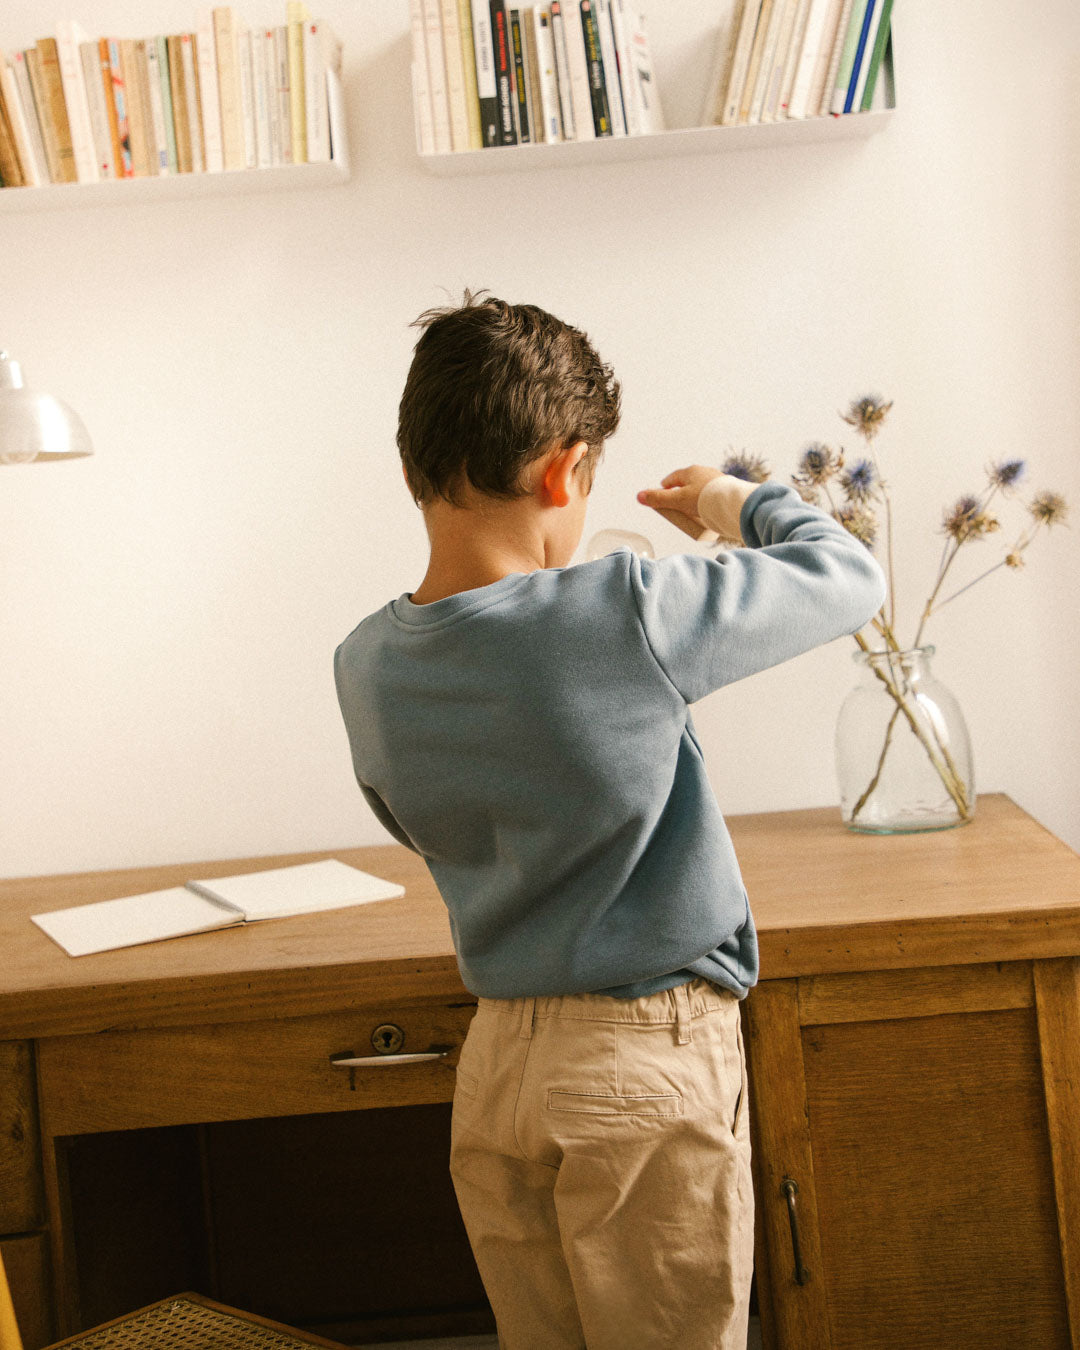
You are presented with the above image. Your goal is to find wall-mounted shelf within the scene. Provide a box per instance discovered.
[419,43,894,177]
[0,68,348,212]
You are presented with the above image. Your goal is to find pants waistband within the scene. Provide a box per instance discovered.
[476,977,738,1045]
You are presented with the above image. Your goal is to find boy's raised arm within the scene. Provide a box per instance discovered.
[633,469,888,704]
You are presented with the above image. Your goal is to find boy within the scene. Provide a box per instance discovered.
[334,293,886,1349]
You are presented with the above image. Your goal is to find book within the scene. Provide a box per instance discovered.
[715,1,762,126]
[849,0,885,110]
[181,33,205,170]
[858,0,892,110]
[78,40,114,177]
[272,26,291,163]
[35,38,77,182]
[746,0,786,123]
[457,0,484,150]
[440,0,471,151]
[0,74,24,187]
[761,0,802,122]
[8,51,48,184]
[529,8,561,142]
[56,20,99,182]
[786,0,838,120]
[828,0,869,114]
[195,10,224,170]
[509,9,532,142]
[522,9,545,141]
[470,1,499,146]
[816,0,854,115]
[250,28,272,166]
[423,0,453,152]
[144,37,172,173]
[32,858,405,959]
[624,5,662,133]
[409,0,435,153]
[103,38,134,177]
[842,0,877,112]
[488,2,517,144]
[0,50,42,185]
[559,0,595,141]
[167,36,193,172]
[606,0,635,134]
[549,1,577,139]
[213,7,244,169]
[776,0,812,117]
[303,20,340,162]
[579,0,611,136]
[121,39,153,176]
[237,26,256,167]
[737,0,772,122]
[286,1,308,162]
[595,0,623,134]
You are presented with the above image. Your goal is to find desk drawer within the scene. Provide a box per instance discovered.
[37,1000,478,1135]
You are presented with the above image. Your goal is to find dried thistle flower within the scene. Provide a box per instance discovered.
[841,395,893,441]
[1005,552,1025,569]
[840,457,878,503]
[793,442,841,489]
[1029,491,1068,527]
[988,459,1026,491]
[942,495,999,542]
[834,503,878,549]
[721,449,770,483]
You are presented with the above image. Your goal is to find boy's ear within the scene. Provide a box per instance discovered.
[542,442,588,508]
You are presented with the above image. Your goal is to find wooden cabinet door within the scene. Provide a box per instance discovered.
[745,961,1079,1350]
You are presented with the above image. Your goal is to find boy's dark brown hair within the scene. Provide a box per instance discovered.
[397,291,621,507]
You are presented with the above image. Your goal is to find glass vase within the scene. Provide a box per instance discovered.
[835,646,975,833]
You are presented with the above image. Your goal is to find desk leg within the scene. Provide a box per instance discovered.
[39,1131,79,1339]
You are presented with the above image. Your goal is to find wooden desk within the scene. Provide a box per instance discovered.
[3,794,1080,1348]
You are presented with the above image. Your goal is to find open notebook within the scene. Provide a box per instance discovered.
[31,858,405,958]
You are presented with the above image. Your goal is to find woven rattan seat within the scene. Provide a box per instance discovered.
[41,1293,349,1350]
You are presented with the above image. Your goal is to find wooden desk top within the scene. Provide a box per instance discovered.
[2,793,1078,1040]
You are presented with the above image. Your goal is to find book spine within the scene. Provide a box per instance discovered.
[531,9,561,141]
[579,1,610,136]
[195,11,224,170]
[441,0,472,151]
[762,0,802,122]
[626,6,662,132]
[0,71,25,186]
[24,48,60,182]
[144,38,170,173]
[842,0,877,112]
[167,37,191,172]
[135,39,160,174]
[249,28,271,166]
[286,2,308,163]
[55,21,99,182]
[607,0,635,134]
[2,51,43,184]
[456,0,483,150]
[718,1,762,126]
[747,0,786,123]
[816,0,853,115]
[509,9,531,142]
[778,0,812,116]
[488,2,517,144]
[829,0,868,114]
[156,36,179,172]
[103,40,133,177]
[78,41,113,176]
[11,52,48,184]
[787,0,834,119]
[422,0,453,152]
[180,35,204,171]
[859,0,892,110]
[272,27,291,164]
[260,28,281,164]
[119,39,148,176]
[236,27,256,166]
[470,1,499,146]
[521,9,542,140]
[595,0,624,134]
[737,0,773,122]
[37,38,77,182]
[559,0,594,141]
[302,22,325,162]
[549,2,576,139]
[850,0,884,110]
[214,7,244,169]
[408,0,435,153]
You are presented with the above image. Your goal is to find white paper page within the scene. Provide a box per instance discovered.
[31,887,242,958]
[186,858,405,921]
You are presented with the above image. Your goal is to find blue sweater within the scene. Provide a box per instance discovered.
[334,482,887,1001]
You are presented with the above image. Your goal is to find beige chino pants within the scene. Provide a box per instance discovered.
[449,977,754,1349]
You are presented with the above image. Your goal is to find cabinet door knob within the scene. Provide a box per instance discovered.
[780,1176,811,1286]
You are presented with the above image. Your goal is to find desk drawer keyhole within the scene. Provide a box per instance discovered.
[372,1024,405,1054]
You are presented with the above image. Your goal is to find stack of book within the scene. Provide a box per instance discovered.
[0,3,342,190]
[410,1,664,154]
[702,0,893,127]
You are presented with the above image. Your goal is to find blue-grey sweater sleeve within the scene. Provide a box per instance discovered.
[630,481,887,704]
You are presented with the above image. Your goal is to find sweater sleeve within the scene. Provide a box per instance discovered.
[629,481,888,704]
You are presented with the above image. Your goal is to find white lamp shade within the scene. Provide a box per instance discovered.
[0,352,93,464]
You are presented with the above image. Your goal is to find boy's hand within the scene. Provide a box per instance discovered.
[638,467,760,544]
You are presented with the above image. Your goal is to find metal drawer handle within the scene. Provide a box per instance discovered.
[780,1176,810,1286]
[330,1050,450,1068]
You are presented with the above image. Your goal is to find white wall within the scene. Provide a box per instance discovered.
[1,0,1078,878]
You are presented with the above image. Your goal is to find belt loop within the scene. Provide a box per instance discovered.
[674,983,693,1045]
[518,996,536,1040]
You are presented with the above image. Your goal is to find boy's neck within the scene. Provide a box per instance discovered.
[409,498,550,606]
